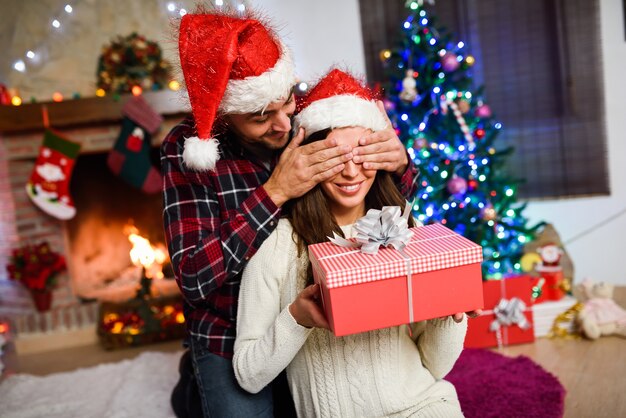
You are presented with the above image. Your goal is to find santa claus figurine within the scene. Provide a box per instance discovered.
[537,243,563,272]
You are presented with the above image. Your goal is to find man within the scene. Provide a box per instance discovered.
[163,10,419,418]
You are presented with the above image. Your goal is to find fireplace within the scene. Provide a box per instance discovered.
[65,150,178,302]
[0,90,189,313]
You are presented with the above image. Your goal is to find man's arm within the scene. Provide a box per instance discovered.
[161,122,282,305]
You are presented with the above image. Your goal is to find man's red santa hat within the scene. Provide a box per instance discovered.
[294,69,388,138]
[178,11,296,171]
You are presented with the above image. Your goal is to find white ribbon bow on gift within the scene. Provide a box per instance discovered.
[327,203,417,325]
[489,297,531,332]
[328,202,414,254]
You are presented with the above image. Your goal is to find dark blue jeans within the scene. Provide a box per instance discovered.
[190,338,274,418]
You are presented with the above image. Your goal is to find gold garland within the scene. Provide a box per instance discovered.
[548,302,584,339]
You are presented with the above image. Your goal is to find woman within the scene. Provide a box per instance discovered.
[233,69,467,417]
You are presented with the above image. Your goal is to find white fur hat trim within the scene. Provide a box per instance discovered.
[218,47,297,114]
[294,95,388,138]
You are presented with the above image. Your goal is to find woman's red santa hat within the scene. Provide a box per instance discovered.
[293,69,388,138]
[178,10,296,171]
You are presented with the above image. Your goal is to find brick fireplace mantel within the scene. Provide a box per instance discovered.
[0,90,190,317]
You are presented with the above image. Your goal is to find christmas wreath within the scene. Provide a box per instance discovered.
[96,32,172,94]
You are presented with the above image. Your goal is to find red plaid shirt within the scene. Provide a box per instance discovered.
[161,117,420,358]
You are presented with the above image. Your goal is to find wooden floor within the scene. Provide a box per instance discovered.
[4,289,626,418]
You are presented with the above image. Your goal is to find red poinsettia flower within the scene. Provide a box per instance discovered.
[6,242,66,292]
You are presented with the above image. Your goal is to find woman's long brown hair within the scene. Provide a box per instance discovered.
[284,129,415,285]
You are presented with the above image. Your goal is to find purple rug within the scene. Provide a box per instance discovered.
[447,349,565,418]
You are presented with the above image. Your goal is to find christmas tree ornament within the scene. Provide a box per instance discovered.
[468,179,479,190]
[457,99,471,114]
[481,205,497,221]
[399,69,418,102]
[413,138,428,149]
[441,52,460,72]
[446,99,474,144]
[474,128,486,139]
[475,103,492,118]
[26,130,81,220]
[447,176,468,195]
[107,96,163,194]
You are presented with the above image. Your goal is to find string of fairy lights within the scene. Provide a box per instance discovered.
[5,0,249,106]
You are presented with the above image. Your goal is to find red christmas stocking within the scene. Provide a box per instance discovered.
[107,96,163,194]
[26,130,81,220]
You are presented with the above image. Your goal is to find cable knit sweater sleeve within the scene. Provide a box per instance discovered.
[413,316,468,379]
[233,221,313,394]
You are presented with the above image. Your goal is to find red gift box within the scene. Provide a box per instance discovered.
[533,267,566,303]
[308,223,484,337]
[465,276,535,348]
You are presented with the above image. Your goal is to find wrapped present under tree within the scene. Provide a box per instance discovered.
[465,275,535,348]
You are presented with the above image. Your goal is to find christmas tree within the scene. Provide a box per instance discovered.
[380,1,541,279]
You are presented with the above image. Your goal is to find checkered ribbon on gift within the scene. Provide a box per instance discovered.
[311,223,483,289]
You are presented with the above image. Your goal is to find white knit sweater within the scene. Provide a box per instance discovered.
[234,219,467,417]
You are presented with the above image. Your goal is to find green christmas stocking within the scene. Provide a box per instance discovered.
[26,130,81,220]
[107,96,163,194]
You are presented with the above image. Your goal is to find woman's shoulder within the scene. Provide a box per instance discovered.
[256,218,296,257]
